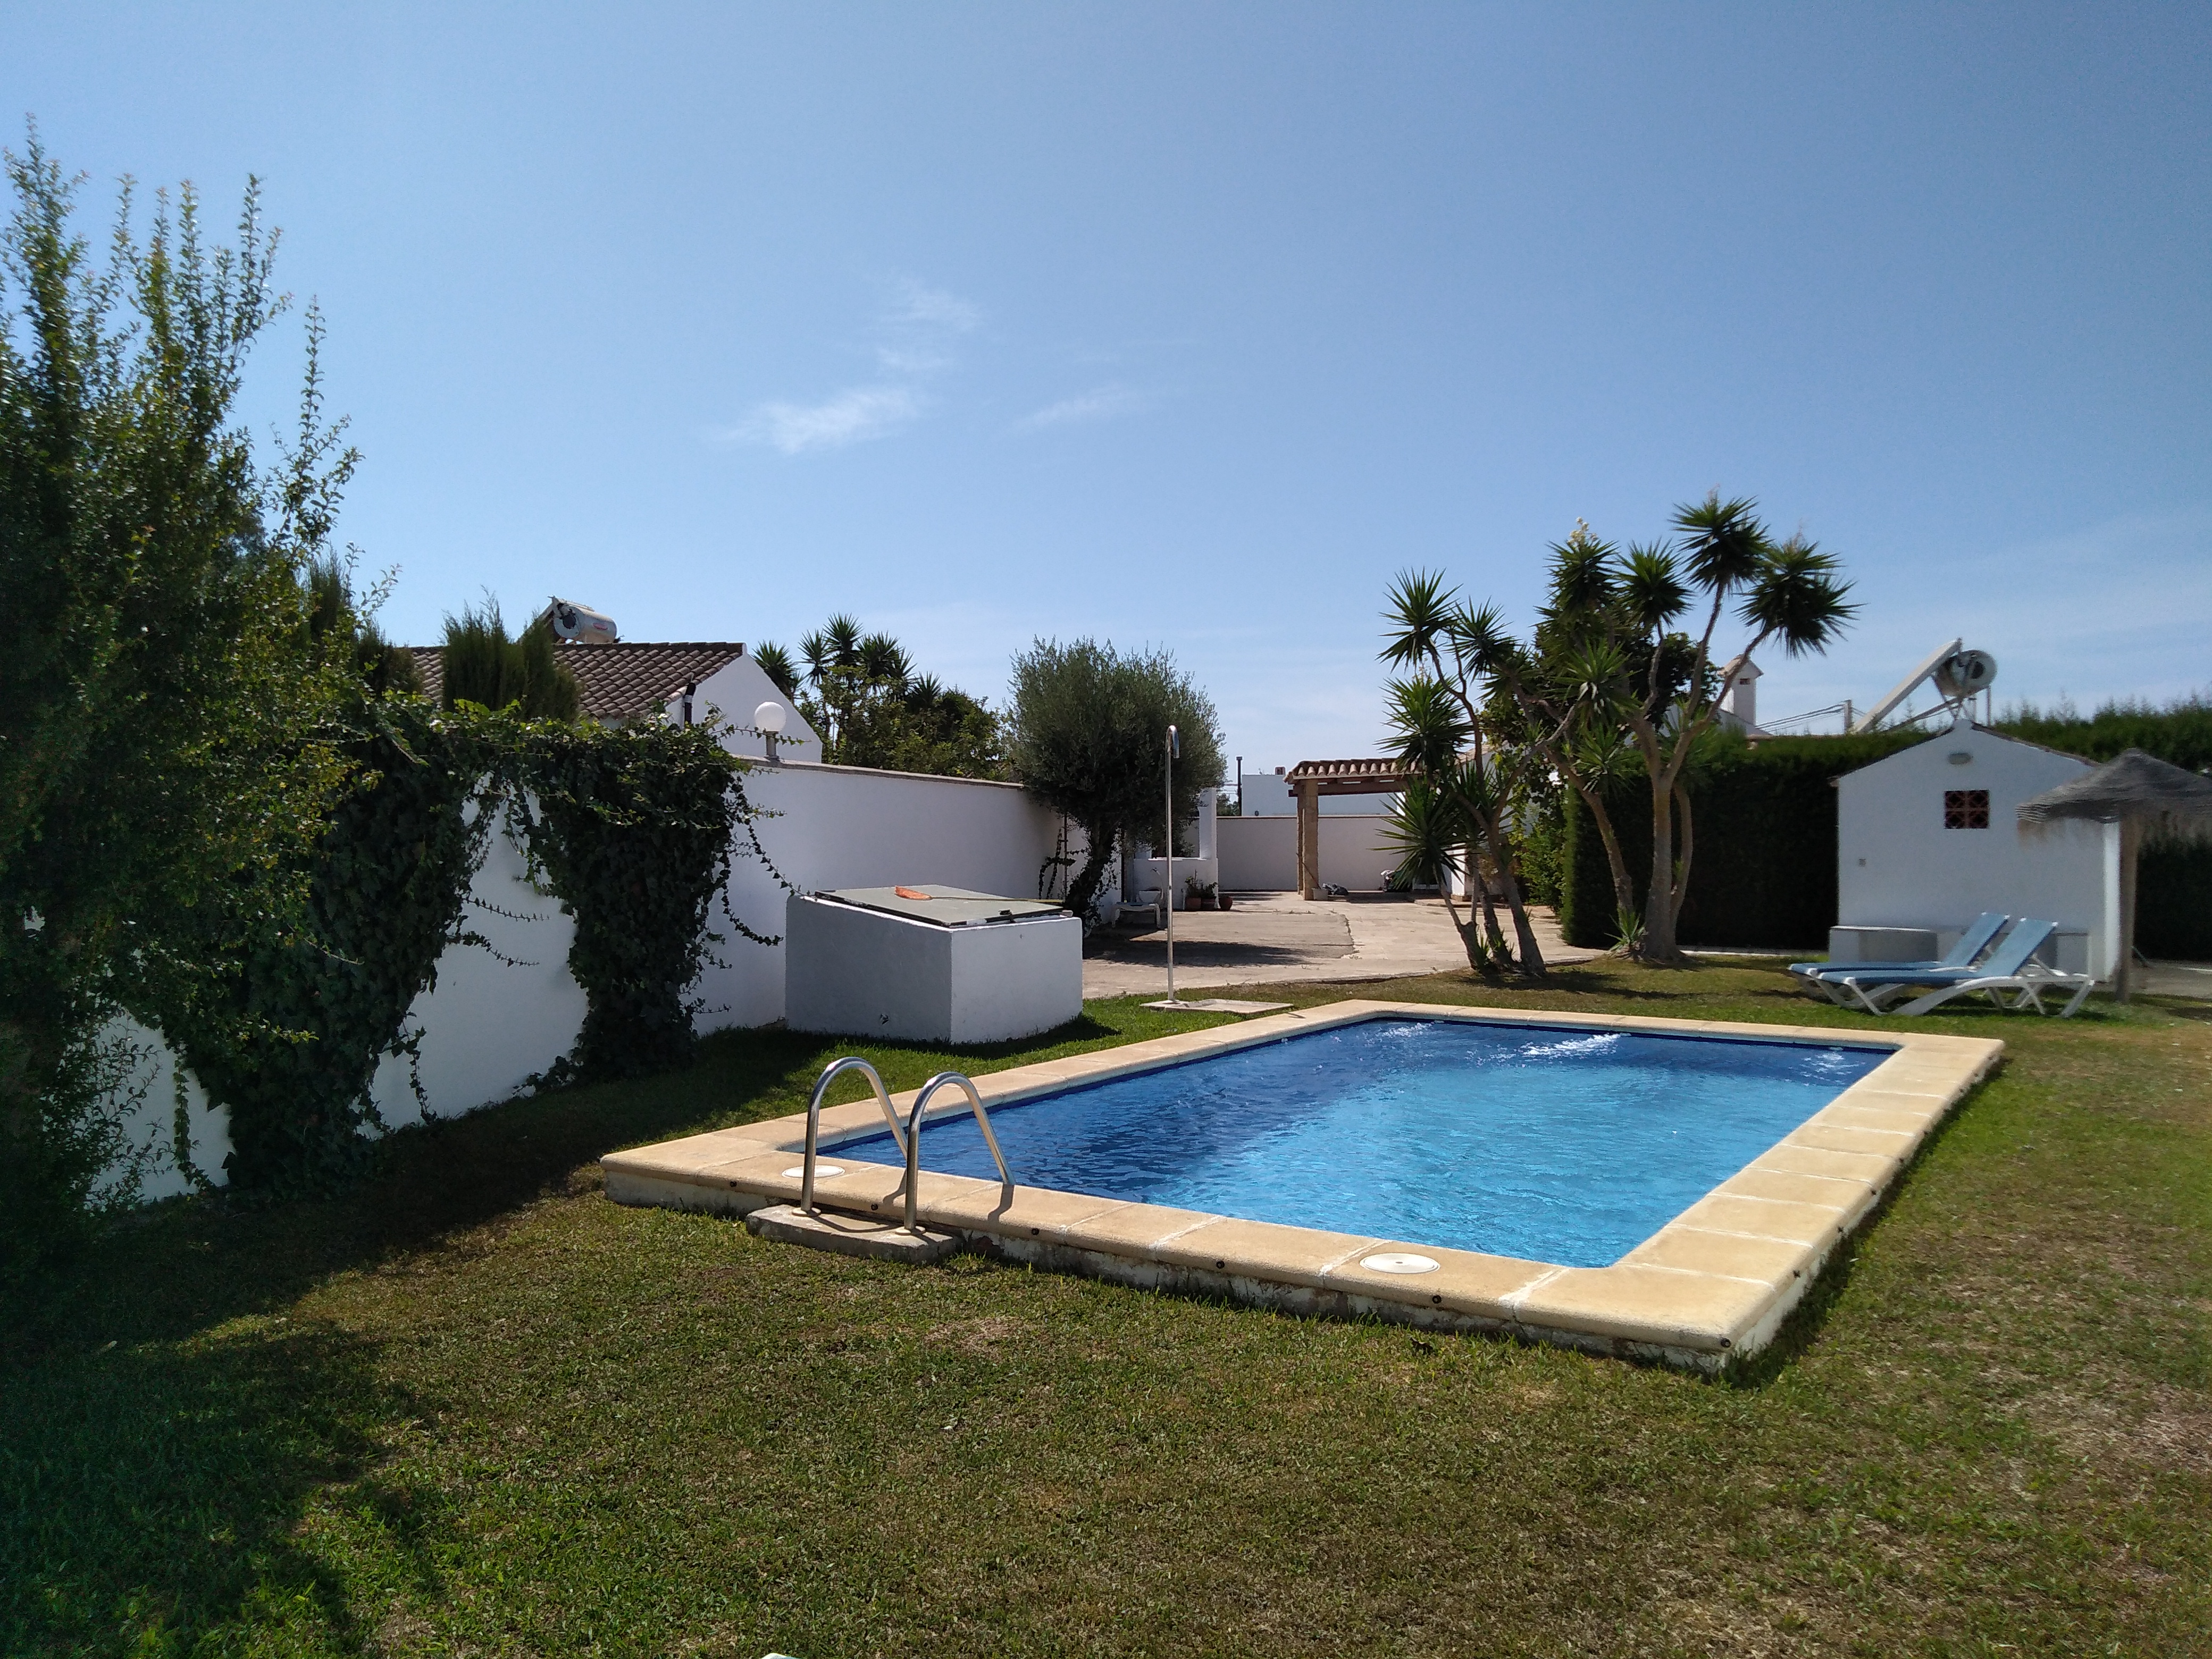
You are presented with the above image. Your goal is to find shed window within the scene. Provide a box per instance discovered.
[1943,789,1990,830]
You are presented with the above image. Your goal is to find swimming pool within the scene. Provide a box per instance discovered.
[604,1000,2003,1369]
[830,1018,1890,1268]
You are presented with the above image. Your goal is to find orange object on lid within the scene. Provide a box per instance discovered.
[893,886,931,900]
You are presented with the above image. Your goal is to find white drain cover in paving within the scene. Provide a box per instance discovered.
[783,1165,845,1179]
[1360,1252,1440,1274]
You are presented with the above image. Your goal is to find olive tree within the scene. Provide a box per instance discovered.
[1007,639,1224,920]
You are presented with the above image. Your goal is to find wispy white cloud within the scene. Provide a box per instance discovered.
[717,280,979,457]
[886,282,981,334]
[1013,382,1147,432]
[719,386,920,455]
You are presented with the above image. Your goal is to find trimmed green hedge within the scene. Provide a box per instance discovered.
[1559,733,1921,950]
[1559,727,2212,957]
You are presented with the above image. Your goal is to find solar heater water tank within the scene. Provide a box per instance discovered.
[784,885,1082,1045]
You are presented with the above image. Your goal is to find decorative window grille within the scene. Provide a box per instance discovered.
[1943,789,1990,830]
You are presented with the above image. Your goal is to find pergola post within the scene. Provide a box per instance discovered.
[1296,781,1320,900]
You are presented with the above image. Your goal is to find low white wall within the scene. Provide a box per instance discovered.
[1216,815,1404,892]
[98,763,1076,1199]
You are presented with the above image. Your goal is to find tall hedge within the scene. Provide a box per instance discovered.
[1559,724,2212,957]
[1561,731,1922,950]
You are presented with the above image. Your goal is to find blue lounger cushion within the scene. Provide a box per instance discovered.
[1788,911,2009,981]
[1828,919,2056,991]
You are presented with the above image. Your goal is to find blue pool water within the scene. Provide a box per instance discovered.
[839,1018,1890,1267]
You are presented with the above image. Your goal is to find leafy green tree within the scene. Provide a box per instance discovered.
[764,616,1004,777]
[0,135,357,1280]
[1008,639,1224,920]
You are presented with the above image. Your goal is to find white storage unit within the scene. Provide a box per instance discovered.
[784,885,1083,1045]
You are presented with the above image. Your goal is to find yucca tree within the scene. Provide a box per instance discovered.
[1382,774,1502,968]
[1384,491,1853,962]
[1377,617,1546,976]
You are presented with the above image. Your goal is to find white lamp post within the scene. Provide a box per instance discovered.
[1165,724,1178,1002]
[753,700,788,763]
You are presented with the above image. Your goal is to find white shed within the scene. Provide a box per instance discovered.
[1833,718,2119,978]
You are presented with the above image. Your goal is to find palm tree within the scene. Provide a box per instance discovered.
[750,641,799,700]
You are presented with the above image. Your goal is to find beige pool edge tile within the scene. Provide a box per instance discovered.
[1624,1225,1828,1285]
[1509,1264,1778,1353]
[1145,1215,1381,1287]
[1673,1192,1861,1247]
[1321,1245,1555,1318]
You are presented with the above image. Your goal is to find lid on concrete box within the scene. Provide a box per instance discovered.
[812,885,1065,928]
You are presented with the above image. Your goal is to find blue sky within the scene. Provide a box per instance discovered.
[9,3,2207,768]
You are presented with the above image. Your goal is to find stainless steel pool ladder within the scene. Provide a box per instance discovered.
[901,1071,1014,1234]
[799,1058,903,1214]
[798,1058,1013,1234]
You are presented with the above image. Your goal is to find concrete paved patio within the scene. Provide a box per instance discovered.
[1082,891,1597,999]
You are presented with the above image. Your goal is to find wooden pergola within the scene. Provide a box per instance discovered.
[1284,758,1411,899]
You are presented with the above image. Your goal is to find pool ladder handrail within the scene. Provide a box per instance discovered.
[902,1070,1014,1234]
[800,1057,904,1214]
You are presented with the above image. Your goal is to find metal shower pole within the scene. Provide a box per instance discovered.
[1165,724,1178,1003]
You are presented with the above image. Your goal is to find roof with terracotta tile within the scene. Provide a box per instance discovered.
[1284,757,1411,794]
[406,641,748,720]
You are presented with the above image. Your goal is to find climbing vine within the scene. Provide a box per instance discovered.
[517,719,765,1083]
[158,700,500,1195]
[153,702,777,1195]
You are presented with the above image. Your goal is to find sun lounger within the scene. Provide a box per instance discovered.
[1789,911,2009,1004]
[1826,918,2092,1017]
[1888,959,2097,1019]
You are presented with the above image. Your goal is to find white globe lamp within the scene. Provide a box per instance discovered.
[754,700,788,762]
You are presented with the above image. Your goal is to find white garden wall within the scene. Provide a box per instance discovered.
[98,760,1078,1198]
[1216,814,1404,892]
[698,759,1076,1028]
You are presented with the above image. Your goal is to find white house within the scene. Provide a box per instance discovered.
[410,640,822,763]
[1237,768,1397,816]
[1833,717,2119,978]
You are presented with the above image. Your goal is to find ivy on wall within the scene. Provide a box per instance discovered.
[151,704,773,1196]
[518,720,766,1083]
[158,701,499,1195]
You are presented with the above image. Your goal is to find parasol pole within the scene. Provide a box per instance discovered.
[2116,817,2140,1003]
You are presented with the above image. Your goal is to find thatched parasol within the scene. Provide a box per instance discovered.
[2017,748,2212,1001]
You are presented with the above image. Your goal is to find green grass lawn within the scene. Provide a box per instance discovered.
[5,962,2209,1656]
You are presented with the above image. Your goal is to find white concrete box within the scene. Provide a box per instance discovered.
[784,885,1082,1045]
